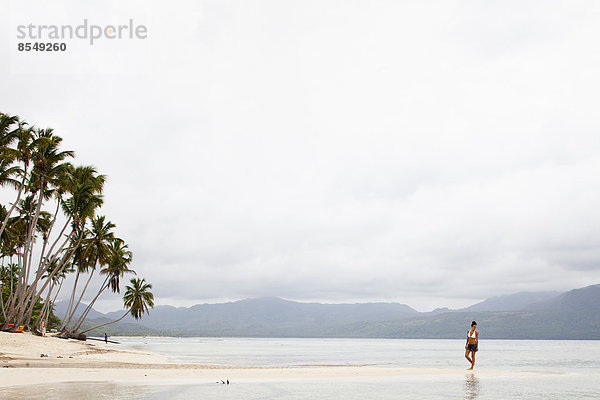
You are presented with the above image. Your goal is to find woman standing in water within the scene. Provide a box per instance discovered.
[465,321,478,370]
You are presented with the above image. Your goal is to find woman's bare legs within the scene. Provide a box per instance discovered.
[467,350,475,370]
[465,348,473,368]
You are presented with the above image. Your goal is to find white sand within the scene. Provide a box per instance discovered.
[0,331,167,366]
[0,332,498,388]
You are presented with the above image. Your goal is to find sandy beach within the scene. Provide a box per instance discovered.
[0,332,499,388]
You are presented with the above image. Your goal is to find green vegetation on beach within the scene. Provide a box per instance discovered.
[0,112,154,338]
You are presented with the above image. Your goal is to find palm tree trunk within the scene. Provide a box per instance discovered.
[61,270,80,331]
[45,278,64,328]
[68,267,96,328]
[27,199,61,303]
[11,250,27,323]
[80,309,129,335]
[56,228,85,330]
[73,277,109,332]
[6,253,25,325]
[37,216,71,276]
[30,228,77,304]
[0,288,7,322]
[20,184,44,288]
[31,227,81,330]
[42,199,62,256]
[0,168,26,241]
[4,263,15,325]
[14,183,45,326]
[23,293,40,329]
[37,283,54,330]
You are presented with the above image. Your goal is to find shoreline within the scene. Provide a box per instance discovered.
[0,332,510,388]
[0,365,506,389]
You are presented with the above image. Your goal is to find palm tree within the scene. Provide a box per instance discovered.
[0,117,33,243]
[6,197,56,326]
[35,257,73,332]
[1,196,36,320]
[60,165,105,229]
[80,278,154,334]
[0,157,20,192]
[10,128,73,326]
[0,263,19,325]
[0,264,17,322]
[21,129,73,274]
[2,113,153,335]
[61,215,115,331]
[103,239,133,294]
[0,113,19,147]
[30,165,106,317]
[72,238,133,331]
[123,278,154,319]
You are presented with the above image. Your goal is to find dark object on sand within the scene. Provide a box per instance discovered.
[56,331,87,341]
[87,337,121,344]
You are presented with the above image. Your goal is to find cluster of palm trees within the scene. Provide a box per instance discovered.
[1,112,154,338]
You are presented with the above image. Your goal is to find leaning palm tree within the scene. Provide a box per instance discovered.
[80,278,154,334]
[9,128,73,327]
[61,215,116,331]
[72,239,133,331]
[36,258,69,331]
[31,165,106,325]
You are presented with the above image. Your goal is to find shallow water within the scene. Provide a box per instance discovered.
[117,336,600,372]
[2,338,600,399]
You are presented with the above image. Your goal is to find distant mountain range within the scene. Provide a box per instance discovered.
[55,284,600,339]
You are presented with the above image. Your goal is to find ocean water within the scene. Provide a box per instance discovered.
[3,338,600,399]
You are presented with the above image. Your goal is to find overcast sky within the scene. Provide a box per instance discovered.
[2,1,600,312]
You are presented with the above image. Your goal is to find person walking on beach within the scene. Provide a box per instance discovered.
[104,333,108,343]
[465,321,478,370]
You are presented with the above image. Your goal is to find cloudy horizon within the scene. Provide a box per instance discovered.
[2,0,600,312]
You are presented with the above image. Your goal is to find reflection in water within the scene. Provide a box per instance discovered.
[0,383,157,400]
[464,373,480,400]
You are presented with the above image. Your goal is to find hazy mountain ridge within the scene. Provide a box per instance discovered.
[525,284,600,311]
[54,301,107,321]
[64,284,600,339]
[98,296,420,336]
[461,291,561,312]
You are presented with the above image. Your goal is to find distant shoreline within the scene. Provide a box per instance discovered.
[73,284,600,339]
[86,334,600,340]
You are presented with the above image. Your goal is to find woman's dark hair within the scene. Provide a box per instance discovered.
[471,321,477,327]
